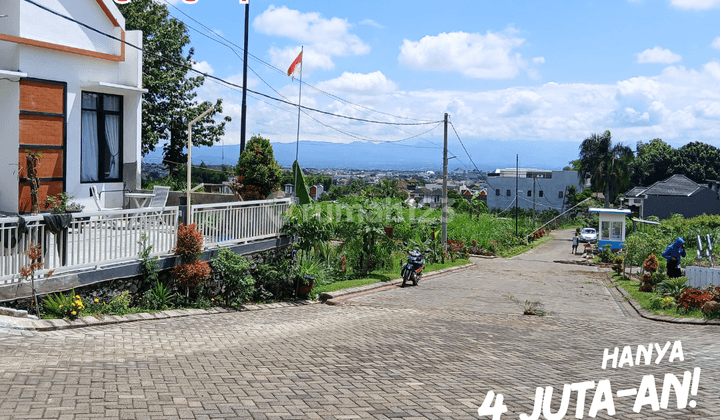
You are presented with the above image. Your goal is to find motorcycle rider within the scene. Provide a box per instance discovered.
[661,237,686,278]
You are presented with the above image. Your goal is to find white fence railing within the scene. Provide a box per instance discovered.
[192,199,291,247]
[0,208,179,285]
[0,199,291,287]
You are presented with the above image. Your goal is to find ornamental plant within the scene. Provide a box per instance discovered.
[643,253,659,273]
[612,256,624,275]
[42,290,84,320]
[234,135,282,200]
[173,223,210,289]
[677,288,714,310]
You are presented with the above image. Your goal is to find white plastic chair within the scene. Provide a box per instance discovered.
[89,185,123,230]
[90,185,123,211]
[147,186,170,209]
[143,185,171,230]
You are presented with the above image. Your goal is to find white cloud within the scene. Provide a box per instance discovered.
[712,37,720,49]
[269,46,335,73]
[670,0,720,10]
[211,59,720,150]
[253,5,370,72]
[692,101,720,118]
[497,90,546,117]
[398,30,527,79]
[359,19,383,28]
[316,71,397,96]
[636,46,682,64]
[533,57,545,64]
[191,60,214,76]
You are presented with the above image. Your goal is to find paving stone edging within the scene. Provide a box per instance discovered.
[608,277,720,325]
[0,300,319,332]
[320,263,475,304]
[2,263,475,332]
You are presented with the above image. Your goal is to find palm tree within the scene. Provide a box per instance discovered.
[577,130,634,208]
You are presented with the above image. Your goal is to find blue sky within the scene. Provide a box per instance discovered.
[155,0,720,168]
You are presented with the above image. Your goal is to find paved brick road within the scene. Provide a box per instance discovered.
[1,230,719,419]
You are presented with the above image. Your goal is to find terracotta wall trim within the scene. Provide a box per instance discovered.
[0,29,125,62]
[95,0,120,28]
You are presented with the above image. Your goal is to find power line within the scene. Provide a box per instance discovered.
[159,0,433,123]
[242,88,445,147]
[448,120,496,192]
[23,0,440,127]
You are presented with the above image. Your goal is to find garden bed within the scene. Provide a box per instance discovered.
[610,272,720,321]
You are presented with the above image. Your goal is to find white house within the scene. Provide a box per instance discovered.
[0,0,144,214]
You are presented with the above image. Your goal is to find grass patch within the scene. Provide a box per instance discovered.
[498,234,555,258]
[311,258,471,297]
[610,273,704,319]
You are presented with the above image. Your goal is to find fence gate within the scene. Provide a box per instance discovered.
[18,79,66,213]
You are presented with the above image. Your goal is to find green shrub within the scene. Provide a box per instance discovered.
[599,245,614,263]
[42,289,84,319]
[142,281,174,311]
[138,234,159,291]
[656,277,690,298]
[106,291,132,315]
[210,248,255,305]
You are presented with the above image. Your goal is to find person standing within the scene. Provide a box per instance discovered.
[662,237,686,278]
[572,232,579,254]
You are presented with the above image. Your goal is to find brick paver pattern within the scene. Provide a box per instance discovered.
[1,229,719,419]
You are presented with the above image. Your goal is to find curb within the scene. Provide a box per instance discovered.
[0,300,320,333]
[320,263,475,304]
[607,275,720,326]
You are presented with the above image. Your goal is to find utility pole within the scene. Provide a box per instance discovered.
[515,154,519,237]
[442,113,448,251]
[532,176,536,230]
[239,0,250,156]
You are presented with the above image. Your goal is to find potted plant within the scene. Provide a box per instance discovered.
[43,193,84,214]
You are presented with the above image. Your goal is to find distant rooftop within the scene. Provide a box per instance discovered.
[641,174,702,197]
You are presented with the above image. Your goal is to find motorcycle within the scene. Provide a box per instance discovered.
[401,249,425,287]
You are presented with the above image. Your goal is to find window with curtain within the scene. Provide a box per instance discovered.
[81,92,123,182]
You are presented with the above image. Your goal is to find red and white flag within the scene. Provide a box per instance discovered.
[287,51,303,80]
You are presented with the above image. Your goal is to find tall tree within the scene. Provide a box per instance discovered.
[631,139,676,186]
[577,130,634,208]
[118,0,231,177]
[674,142,720,183]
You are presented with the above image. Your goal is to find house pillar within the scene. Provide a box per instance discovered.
[0,74,20,213]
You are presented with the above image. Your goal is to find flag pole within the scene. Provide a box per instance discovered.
[294,46,303,200]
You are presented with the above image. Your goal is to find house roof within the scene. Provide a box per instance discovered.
[625,187,647,197]
[642,174,702,197]
[588,208,631,214]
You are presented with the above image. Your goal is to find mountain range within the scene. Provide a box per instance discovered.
[143,140,578,171]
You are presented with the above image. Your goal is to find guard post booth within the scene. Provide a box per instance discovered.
[588,208,631,250]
